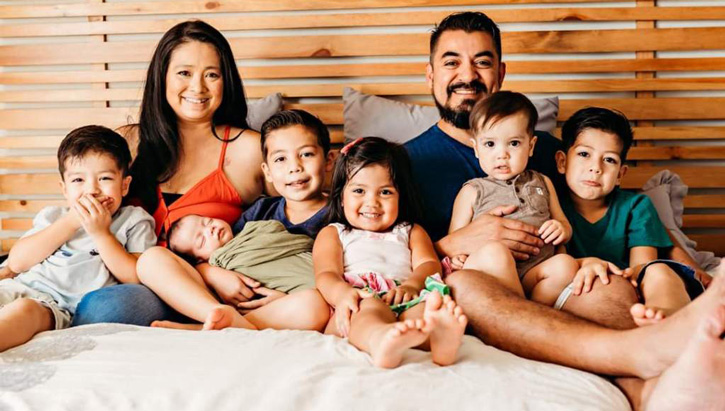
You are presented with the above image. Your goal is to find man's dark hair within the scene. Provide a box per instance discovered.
[58,125,132,178]
[561,107,634,161]
[430,12,502,61]
[260,109,331,158]
[470,91,538,136]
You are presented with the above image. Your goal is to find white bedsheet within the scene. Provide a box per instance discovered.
[0,324,629,411]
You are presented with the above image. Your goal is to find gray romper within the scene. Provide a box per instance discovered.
[465,170,555,277]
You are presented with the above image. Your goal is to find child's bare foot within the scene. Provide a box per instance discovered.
[644,303,725,411]
[631,303,667,327]
[151,320,203,330]
[424,291,468,366]
[369,319,431,368]
[203,305,256,331]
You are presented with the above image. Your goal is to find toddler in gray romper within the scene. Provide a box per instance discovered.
[447,91,579,308]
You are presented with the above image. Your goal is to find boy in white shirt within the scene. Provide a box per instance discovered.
[1,125,156,352]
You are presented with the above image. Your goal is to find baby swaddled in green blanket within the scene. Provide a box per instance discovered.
[208,220,315,293]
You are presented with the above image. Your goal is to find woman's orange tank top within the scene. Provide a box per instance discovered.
[152,127,243,246]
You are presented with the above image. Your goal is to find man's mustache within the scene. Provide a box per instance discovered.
[447,81,487,97]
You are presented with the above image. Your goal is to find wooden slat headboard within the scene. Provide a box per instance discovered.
[1,0,723,255]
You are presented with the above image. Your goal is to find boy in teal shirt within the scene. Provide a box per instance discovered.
[555,107,704,326]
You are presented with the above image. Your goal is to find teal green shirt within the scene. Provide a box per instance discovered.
[561,189,672,269]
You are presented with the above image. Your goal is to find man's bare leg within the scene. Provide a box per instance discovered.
[563,275,638,330]
[446,268,725,379]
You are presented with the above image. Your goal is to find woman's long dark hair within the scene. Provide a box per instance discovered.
[128,20,249,212]
[326,137,422,230]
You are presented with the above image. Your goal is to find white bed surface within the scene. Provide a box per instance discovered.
[0,324,629,411]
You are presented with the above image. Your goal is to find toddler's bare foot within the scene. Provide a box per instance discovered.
[424,291,468,366]
[631,303,667,327]
[150,320,203,330]
[645,303,725,411]
[203,305,256,331]
[369,319,431,369]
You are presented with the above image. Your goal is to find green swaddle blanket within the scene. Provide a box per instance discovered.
[208,220,315,293]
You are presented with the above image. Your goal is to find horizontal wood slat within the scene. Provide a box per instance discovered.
[4,78,725,103]
[0,0,626,19]
[4,28,725,66]
[3,7,725,38]
[684,195,725,209]
[0,200,65,213]
[558,98,725,121]
[2,98,725,130]
[628,146,725,161]
[4,58,725,86]
[688,235,725,257]
[682,215,725,229]
[619,167,725,189]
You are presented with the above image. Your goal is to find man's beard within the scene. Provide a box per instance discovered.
[434,80,487,130]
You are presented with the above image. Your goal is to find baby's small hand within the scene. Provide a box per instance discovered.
[335,288,361,338]
[383,284,419,306]
[450,254,467,270]
[538,219,567,245]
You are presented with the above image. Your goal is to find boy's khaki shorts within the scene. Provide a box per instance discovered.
[0,279,72,330]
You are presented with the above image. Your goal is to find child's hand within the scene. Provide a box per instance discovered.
[450,254,467,270]
[236,287,287,314]
[74,194,112,237]
[538,219,568,245]
[335,288,361,338]
[0,265,17,280]
[208,269,261,306]
[383,284,419,306]
[573,258,624,295]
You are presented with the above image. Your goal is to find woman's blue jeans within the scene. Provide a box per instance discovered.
[72,284,191,326]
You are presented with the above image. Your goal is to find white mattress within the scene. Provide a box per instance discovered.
[0,324,630,411]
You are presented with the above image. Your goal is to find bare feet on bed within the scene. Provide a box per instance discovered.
[203,305,257,331]
[151,320,203,330]
[369,318,431,368]
[630,303,667,327]
[644,303,725,411]
[629,274,725,379]
[424,291,468,366]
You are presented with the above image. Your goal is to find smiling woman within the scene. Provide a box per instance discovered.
[70,21,271,327]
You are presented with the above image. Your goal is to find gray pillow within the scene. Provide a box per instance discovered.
[247,92,283,132]
[641,170,721,273]
[343,87,559,144]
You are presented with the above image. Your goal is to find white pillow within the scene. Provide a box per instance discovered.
[343,87,559,143]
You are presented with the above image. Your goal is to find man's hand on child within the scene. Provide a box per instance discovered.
[74,194,112,237]
[573,258,624,295]
[208,269,260,306]
[453,205,543,261]
[335,288,361,338]
[383,284,419,306]
[236,287,286,314]
[538,219,568,245]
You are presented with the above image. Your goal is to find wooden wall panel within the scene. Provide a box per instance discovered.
[1,1,723,255]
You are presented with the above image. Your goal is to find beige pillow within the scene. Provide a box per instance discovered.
[343,87,559,143]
